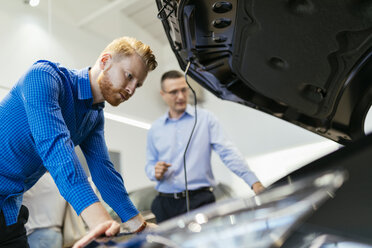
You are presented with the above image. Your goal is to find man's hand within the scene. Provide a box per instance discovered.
[72,202,120,248]
[144,222,158,232]
[154,161,171,180]
[72,220,120,248]
[252,182,265,194]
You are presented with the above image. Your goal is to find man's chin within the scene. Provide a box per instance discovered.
[109,102,121,107]
[175,106,187,113]
[106,98,122,107]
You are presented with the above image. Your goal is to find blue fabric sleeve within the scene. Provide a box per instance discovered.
[208,112,259,186]
[144,127,158,181]
[79,114,139,222]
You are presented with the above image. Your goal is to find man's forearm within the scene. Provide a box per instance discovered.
[80,202,113,230]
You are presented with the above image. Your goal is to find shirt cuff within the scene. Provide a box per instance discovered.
[241,172,260,188]
[113,197,140,222]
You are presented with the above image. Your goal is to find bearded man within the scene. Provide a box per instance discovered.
[0,36,157,248]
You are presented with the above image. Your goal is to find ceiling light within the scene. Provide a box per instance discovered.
[104,112,151,130]
[28,0,40,7]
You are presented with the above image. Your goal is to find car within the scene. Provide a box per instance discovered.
[85,1,372,247]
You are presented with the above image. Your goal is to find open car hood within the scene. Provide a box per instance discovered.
[155,0,372,144]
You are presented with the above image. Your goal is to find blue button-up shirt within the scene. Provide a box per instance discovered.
[0,60,138,225]
[145,105,259,193]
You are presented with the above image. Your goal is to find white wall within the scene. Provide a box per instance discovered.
[0,1,104,87]
[0,1,369,197]
[0,0,165,192]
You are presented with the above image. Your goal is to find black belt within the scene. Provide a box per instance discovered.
[158,187,214,199]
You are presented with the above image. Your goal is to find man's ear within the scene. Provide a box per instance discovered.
[99,53,113,71]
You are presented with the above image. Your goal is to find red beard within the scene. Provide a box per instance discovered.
[97,73,122,106]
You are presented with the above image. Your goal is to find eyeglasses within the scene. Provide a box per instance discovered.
[163,87,189,97]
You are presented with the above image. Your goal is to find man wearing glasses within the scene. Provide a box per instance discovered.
[145,70,265,223]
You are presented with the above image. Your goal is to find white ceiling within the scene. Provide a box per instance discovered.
[35,0,168,44]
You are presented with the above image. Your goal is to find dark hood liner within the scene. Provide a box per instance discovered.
[156,0,372,145]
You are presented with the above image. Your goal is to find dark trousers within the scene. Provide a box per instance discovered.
[151,189,215,223]
[0,205,30,248]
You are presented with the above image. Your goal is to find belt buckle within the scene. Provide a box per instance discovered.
[174,191,186,199]
[174,192,180,199]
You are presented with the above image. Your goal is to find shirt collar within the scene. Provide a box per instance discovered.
[77,67,105,110]
[162,104,195,124]
[77,67,92,100]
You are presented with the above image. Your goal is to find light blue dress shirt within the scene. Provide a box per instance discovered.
[145,105,259,193]
[0,60,138,225]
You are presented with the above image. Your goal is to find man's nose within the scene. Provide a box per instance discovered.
[176,90,185,98]
[125,82,136,95]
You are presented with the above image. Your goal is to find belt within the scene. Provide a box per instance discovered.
[158,187,213,199]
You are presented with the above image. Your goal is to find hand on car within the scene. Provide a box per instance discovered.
[72,220,120,248]
[252,182,265,194]
[144,222,158,232]
[154,161,171,180]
